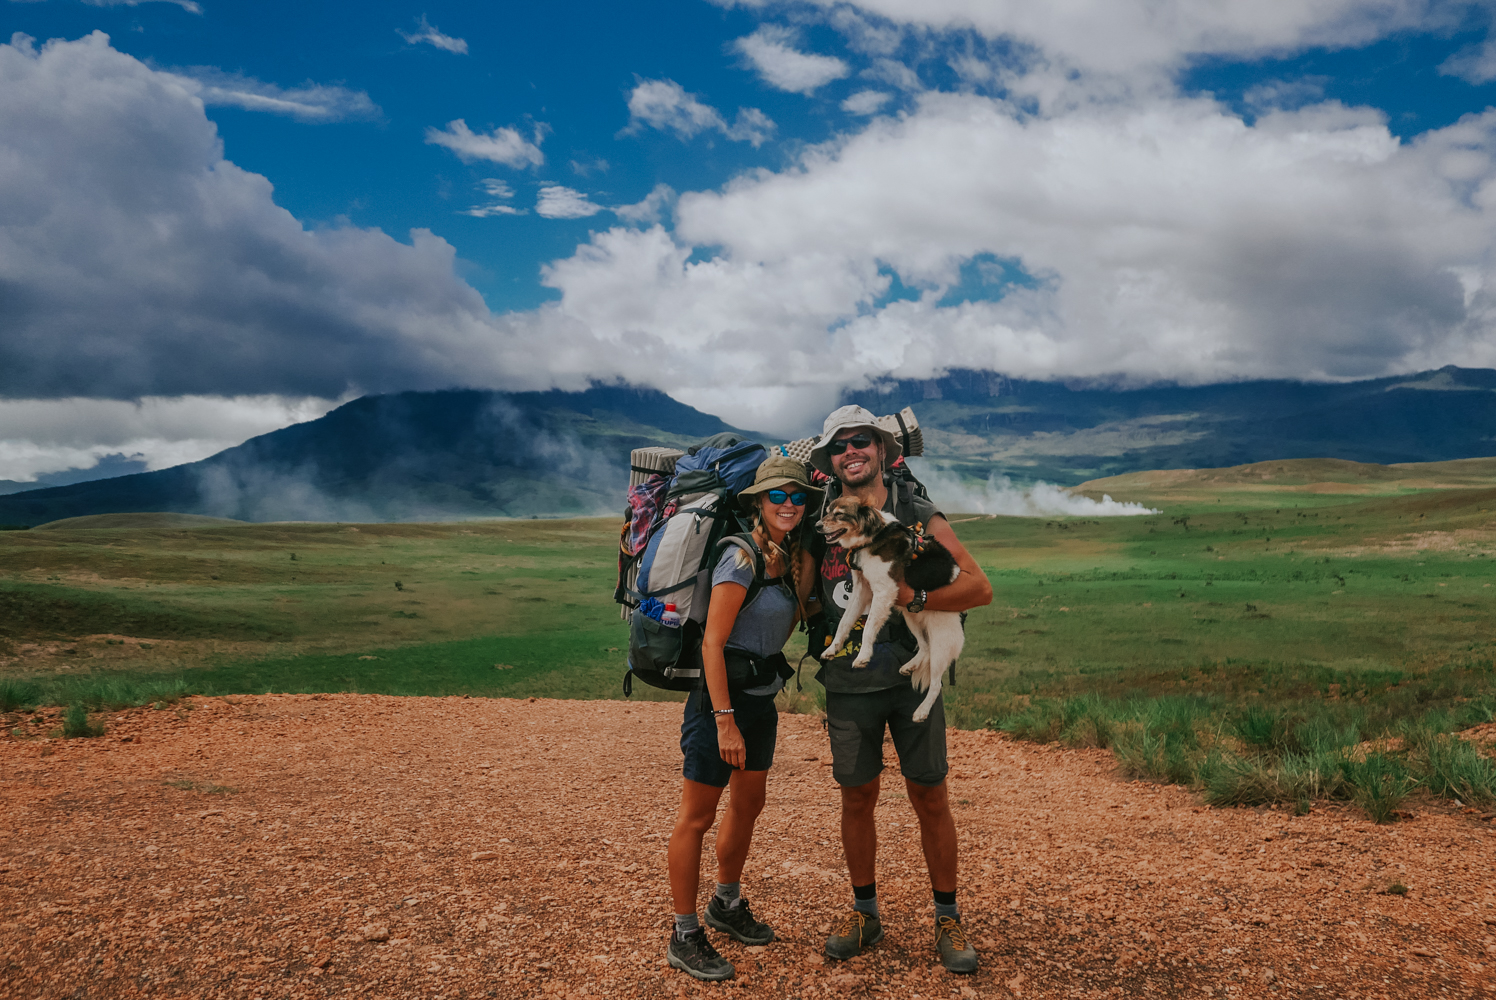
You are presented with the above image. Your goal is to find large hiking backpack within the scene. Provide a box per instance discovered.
[617,434,767,694]
[625,534,768,695]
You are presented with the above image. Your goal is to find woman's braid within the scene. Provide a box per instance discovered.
[785,528,807,623]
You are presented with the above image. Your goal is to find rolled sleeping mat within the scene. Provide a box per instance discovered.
[630,446,686,488]
[876,406,923,460]
[771,406,922,464]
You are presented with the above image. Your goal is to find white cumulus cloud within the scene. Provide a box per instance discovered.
[804,0,1454,76]
[399,15,468,54]
[536,186,604,219]
[841,89,892,114]
[614,183,677,225]
[1441,36,1496,83]
[425,119,545,168]
[539,87,1496,397]
[734,25,851,94]
[463,178,524,217]
[623,78,777,147]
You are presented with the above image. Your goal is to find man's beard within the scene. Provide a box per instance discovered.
[838,458,882,489]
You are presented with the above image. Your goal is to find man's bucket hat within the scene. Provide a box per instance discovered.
[807,404,903,476]
[738,454,823,511]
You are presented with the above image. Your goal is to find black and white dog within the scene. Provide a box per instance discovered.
[817,497,964,723]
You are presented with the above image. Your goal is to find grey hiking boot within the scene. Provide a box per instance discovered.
[705,895,775,945]
[935,915,978,974]
[667,928,734,981]
[824,909,883,960]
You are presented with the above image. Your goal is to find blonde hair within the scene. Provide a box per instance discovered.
[734,501,808,622]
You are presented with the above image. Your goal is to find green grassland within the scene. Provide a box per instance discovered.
[4,458,1496,817]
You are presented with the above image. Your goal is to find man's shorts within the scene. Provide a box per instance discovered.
[680,688,779,787]
[824,684,947,788]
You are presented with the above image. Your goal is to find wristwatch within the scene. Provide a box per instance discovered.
[906,589,927,613]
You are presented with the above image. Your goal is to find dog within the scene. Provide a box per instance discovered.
[817,496,964,723]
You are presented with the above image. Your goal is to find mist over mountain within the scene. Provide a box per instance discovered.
[3,367,1495,527]
[0,386,741,526]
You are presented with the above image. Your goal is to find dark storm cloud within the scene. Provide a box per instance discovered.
[0,32,524,400]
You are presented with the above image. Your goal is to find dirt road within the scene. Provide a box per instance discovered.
[2,694,1493,999]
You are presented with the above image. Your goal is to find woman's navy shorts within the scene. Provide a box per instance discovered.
[680,687,778,787]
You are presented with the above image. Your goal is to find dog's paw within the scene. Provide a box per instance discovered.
[899,663,915,676]
[821,647,841,662]
[911,707,931,723]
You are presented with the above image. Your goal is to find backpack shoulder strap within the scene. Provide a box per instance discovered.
[713,533,768,609]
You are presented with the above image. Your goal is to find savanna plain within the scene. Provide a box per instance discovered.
[3,457,1496,999]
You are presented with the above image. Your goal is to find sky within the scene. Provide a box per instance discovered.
[3,0,1496,483]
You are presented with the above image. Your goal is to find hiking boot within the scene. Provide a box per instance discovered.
[824,909,883,960]
[667,928,734,981]
[935,915,978,974]
[705,895,775,945]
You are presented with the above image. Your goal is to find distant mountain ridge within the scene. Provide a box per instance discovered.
[0,386,744,525]
[850,364,1496,484]
[3,367,1496,526]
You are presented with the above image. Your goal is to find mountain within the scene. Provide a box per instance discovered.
[5,366,1496,527]
[852,365,1496,484]
[0,386,744,526]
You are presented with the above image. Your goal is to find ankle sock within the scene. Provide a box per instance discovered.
[714,881,741,909]
[933,889,959,923]
[674,912,700,938]
[852,882,879,919]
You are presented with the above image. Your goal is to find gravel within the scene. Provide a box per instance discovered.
[2,693,1494,998]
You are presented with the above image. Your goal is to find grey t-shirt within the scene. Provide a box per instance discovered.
[712,551,795,696]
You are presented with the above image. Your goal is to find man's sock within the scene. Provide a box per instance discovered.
[852,882,879,919]
[714,881,742,909]
[674,912,700,939]
[933,889,960,923]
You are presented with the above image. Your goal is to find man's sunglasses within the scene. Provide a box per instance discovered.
[827,432,874,456]
[766,489,809,506]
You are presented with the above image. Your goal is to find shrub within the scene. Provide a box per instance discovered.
[61,703,104,739]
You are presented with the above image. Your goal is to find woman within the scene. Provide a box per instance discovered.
[665,455,820,982]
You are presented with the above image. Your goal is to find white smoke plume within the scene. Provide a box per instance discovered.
[910,463,1159,517]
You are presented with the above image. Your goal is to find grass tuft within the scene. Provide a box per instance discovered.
[1412,734,1496,806]
[0,678,41,713]
[61,703,104,738]
[1339,753,1413,824]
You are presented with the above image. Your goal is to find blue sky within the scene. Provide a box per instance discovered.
[4,0,1496,481]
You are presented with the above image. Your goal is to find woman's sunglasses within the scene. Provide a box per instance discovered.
[826,432,874,456]
[765,489,809,506]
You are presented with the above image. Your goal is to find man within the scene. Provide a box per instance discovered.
[804,405,993,974]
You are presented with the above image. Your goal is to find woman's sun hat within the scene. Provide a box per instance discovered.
[738,454,823,510]
[807,404,903,476]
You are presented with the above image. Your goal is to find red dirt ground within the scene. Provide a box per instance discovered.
[2,694,1494,999]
